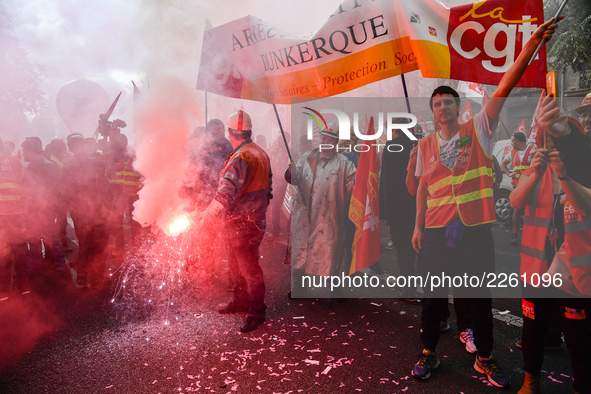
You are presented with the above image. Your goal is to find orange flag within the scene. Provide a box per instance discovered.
[348,116,381,275]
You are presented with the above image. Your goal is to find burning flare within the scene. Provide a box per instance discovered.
[166,214,191,236]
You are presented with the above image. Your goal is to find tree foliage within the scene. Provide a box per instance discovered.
[0,9,45,121]
[545,0,591,89]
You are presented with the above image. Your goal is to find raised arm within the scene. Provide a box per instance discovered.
[486,17,562,125]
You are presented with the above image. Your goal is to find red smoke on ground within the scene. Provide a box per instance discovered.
[0,294,63,368]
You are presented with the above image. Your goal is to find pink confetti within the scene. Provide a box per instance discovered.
[105,385,113,389]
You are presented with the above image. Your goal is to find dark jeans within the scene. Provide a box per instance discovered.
[562,298,591,393]
[522,292,591,393]
[419,225,495,357]
[521,286,563,374]
[389,217,417,297]
[226,217,266,319]
[71,213,108,284]
[26,212,67,272]
[0,218,30,292]
[270,180,287,236]
[113,195,142,252]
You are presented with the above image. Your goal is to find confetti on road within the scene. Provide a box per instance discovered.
[548,376,563,383]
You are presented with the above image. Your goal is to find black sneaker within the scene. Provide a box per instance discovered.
[474,354,510,388]
[240,316,265,333]
[412,349,440,379]
[511,234,519,246]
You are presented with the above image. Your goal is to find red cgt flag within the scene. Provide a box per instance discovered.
[348,116,381,275]
[528,89,547,144]
[514,119,527,136]
[460,100,474,124]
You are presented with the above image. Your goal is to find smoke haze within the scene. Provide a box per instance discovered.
[132,76,202,231]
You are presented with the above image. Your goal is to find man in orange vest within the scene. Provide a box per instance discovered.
[0,137,32,300]
[410,17,561,387]
[110,133,142,257]
[195,110,272,333]
[501,132,534,245]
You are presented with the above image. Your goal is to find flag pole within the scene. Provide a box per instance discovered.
[527,0,568,66]
[400,74,412,113]
[498,118,512,139]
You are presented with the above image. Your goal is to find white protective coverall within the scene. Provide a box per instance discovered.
[291,149,356,276]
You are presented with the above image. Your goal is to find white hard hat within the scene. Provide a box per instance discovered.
[227,110,252,133]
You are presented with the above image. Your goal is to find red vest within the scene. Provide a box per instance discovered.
[0,154,25,215]
[520,168,554,286]
[510,144,533,187]
[564,199,591,296]
[114,157,142,196]
[419,118,495,228]
[520,166,591,295]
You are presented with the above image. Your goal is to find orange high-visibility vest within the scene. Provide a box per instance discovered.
[419,118,495,228]
[49,154,64,169]
[510,144,533,187]
[564,199,591,296]
[0,154,25,215]
[222,142,271,197]
[519,167,554,286]
[114,157,142,196]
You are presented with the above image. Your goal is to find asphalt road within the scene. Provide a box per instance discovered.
[0,222,576,393]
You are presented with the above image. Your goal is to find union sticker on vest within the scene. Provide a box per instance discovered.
[522,299,535,320]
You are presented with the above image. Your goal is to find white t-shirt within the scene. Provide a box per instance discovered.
[502,148,526,164]
[415,111,496,176]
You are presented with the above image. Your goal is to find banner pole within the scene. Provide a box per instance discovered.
[400,74,412,113]
[272,103,307,210]
[205,91,208,126]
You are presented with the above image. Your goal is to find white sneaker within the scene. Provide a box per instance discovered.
[460,328,478,353]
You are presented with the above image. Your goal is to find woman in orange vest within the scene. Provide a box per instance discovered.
[511,116,591,393]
